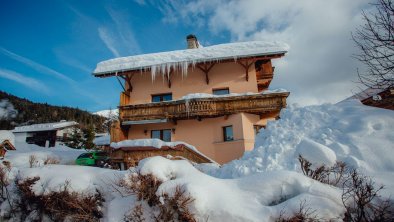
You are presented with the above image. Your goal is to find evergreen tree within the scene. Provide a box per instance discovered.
[65,128,83,149]
[83,126,96,149]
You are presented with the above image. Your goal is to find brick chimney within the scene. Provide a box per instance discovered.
[186,34,199,49]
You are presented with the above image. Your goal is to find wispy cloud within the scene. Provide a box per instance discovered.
[98,27,121,57]
[0,68,50,93]
[0,47,75,83]
[0,47,106,106]
[106,7,141,55]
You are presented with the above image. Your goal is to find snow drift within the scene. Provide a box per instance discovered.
[215,100,394,195]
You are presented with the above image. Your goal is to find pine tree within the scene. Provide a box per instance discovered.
[65,128,83,149]
[83,126,96,150]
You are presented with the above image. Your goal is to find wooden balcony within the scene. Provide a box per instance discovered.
[119,92,289,123]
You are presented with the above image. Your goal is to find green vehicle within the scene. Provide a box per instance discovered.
[75,151,109,167]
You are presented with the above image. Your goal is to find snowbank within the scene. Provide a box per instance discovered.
[0,130,15,145]
[215,100,394,195]
[5,142,85,167]
[133,156,343,221]
[18,165,116,195]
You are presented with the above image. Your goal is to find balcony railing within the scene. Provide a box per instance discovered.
[119,92,289,122]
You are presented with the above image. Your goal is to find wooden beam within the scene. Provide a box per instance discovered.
[197,63,215,84]
[125,74,133,92]
[116,76,126,92]
[237,59,254,81]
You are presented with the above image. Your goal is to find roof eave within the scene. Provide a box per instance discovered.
[92,51,287,78]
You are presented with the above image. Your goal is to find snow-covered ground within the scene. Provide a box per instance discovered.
[1,100,393,221]
[213,100,394,196]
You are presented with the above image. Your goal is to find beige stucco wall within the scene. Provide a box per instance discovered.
[126,62,258,105]
[126,113,267,164]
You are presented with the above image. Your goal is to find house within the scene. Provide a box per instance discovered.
[350,86,394,110]
[93,35,289,164]
[12,121,78,147]
[0,130,16,158]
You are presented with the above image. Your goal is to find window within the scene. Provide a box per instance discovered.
[253,125,265,135]
[152,93,172,102]
[223,125,234,141]
[213,88,229,95]
[151,129,172,142]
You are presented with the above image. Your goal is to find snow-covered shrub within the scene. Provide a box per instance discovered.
[28,155,38,168]
[298,155,348,186]
[43,156,60,165]
[275,200,319,222]
[342,170,394,222]
[15,176,104,222]
[119,170,196,222]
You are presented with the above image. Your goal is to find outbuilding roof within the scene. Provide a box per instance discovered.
[13,121,78,133]
[93,41,288,77]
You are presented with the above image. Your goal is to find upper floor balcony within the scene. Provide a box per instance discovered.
[119,91,289,124]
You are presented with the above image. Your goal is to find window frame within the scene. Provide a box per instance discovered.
[222,125,234,142]
[212,87,230,95]
[151,129,172,142]
[151,93,173,102]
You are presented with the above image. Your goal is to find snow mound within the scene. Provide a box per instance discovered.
[215,100,394,195]
[296,138,337,167]
[0,130,15,145]
[5,142,85,167]
[18,165,116,195]
[135,156,343,221]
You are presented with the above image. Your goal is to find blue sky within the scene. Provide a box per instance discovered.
[1,0,371,112]
[0,0,229,112]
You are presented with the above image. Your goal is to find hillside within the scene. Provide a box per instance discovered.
[0,91,107,132]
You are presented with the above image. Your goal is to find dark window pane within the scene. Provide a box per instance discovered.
[152,95,161,102]
[151,130,161,139]
[223,126,234,141]
[162,129,171,142]
[162,94,172,101]
[213,88,229,95]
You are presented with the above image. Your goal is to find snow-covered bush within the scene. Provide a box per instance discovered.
[118,170,196,222]
[14,176,104,221]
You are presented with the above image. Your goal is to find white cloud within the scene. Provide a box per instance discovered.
[98,27,121,57]
[0,47,75,83]
[106,7,141,55]
[0,68,50,93]
[154,0,372,105]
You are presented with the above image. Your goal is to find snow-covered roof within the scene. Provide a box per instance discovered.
[111,139,217,163]
[349,87,388,101]
[93,41,289,77]
[93,134,110,146]
[12,121,78,133]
